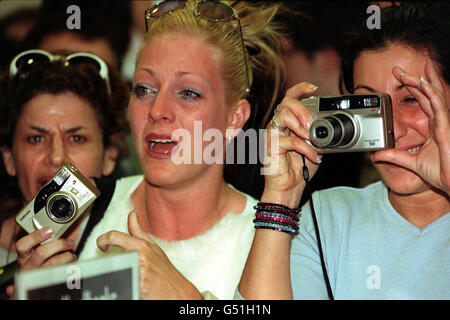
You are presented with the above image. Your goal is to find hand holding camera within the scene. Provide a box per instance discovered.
[15,163,100,270]
[16,163,99,243]
[263,82,321,208]
[264,83,396,206]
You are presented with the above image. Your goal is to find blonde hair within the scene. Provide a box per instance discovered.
[142,0,286,128]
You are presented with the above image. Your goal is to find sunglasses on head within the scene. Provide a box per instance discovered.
[9,49,111,94]
[145,0,250,97]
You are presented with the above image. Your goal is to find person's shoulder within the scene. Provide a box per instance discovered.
[314,180,385,203]
[305,181,387,225]
[114,175,144,194]
[116,174,144,185]
[227,184,258,216]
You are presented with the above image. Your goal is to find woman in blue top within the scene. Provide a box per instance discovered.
[240,3,450,299]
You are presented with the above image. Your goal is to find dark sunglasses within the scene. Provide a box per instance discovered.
[9,49,111,94]
[145,0,250,96]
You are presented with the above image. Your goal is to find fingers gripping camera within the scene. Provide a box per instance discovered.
[301,94,395,153]
[16,163,100,243]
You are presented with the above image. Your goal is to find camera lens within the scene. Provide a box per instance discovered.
[51,198,71,218]
[47,194,76,223]
[334,113,355,146]
[315,126,328,139]
[309,112,356,149]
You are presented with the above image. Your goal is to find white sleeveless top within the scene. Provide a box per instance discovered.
[78,175,257,299]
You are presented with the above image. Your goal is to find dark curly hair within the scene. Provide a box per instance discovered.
[0,54,130,157]
[339,3,450,93]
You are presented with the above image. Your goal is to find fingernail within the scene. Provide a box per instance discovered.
[308,83,318,90]
[317,155,323,163]
[399,72,408,76]
[427,58,434,67]
[41,227,53,238]
[67,239,75,248]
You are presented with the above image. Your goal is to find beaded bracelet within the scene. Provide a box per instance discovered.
[253,202,301,235]
[254,221,298,235]
[253,218,299,231]
[254,213,299,228]
[253,218,298,230]
[254,202,300,219]
[255,211,299,222]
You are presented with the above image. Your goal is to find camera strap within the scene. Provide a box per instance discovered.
[301,154,334,300]
[75,177,116,256]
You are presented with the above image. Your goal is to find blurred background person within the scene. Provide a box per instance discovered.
[21,0,131,70]
[0,2,39,74]
[121,1,160,84]
[277,2,369,95]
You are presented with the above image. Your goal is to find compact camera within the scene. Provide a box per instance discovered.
[16,163,100,243]
[301,94,395,153]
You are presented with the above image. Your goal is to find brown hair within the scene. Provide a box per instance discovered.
[0,56,130,159]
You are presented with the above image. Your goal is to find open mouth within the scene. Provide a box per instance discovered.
[149,138,178,154]
[37,176,51,190]
[146,134,179,157]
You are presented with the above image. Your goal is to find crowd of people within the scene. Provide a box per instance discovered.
[0,1,448,300]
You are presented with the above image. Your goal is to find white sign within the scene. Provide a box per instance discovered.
[15,251,139,300]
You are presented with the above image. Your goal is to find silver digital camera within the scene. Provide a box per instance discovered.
[301,94,395,153]
[16,163,100,243]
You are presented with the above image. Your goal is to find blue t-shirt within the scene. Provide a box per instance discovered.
[292,181,450,299]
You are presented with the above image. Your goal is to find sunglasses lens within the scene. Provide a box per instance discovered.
[15,53,50,73]
[151,1,186,17]
[68,56,102,71]
[197,1,234,21]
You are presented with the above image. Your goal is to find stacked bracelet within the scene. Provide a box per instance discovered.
[253,202,301,235]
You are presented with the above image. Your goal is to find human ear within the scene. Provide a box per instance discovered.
[1,147,17,177]
[101,145,119,176]
[227,99,251,136]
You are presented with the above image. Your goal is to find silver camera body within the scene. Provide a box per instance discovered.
[16,163,100,243]
[301,94,395,153]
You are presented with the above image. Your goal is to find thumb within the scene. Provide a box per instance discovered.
[6,285,15,300]
[128,210,151,241]
[373,149,416,172]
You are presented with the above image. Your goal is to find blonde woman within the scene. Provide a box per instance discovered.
[15,1,287,300]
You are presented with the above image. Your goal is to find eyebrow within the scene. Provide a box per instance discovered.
[177,71,209,83]
[29,126,84,134]
[138,68,210,83]
[353,85,375,92]
[354,84,406,92]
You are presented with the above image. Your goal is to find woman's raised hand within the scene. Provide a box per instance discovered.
[374,61,450,195]
[262,82,322,207]
[96,211,203,300]
[16,228,77,270]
